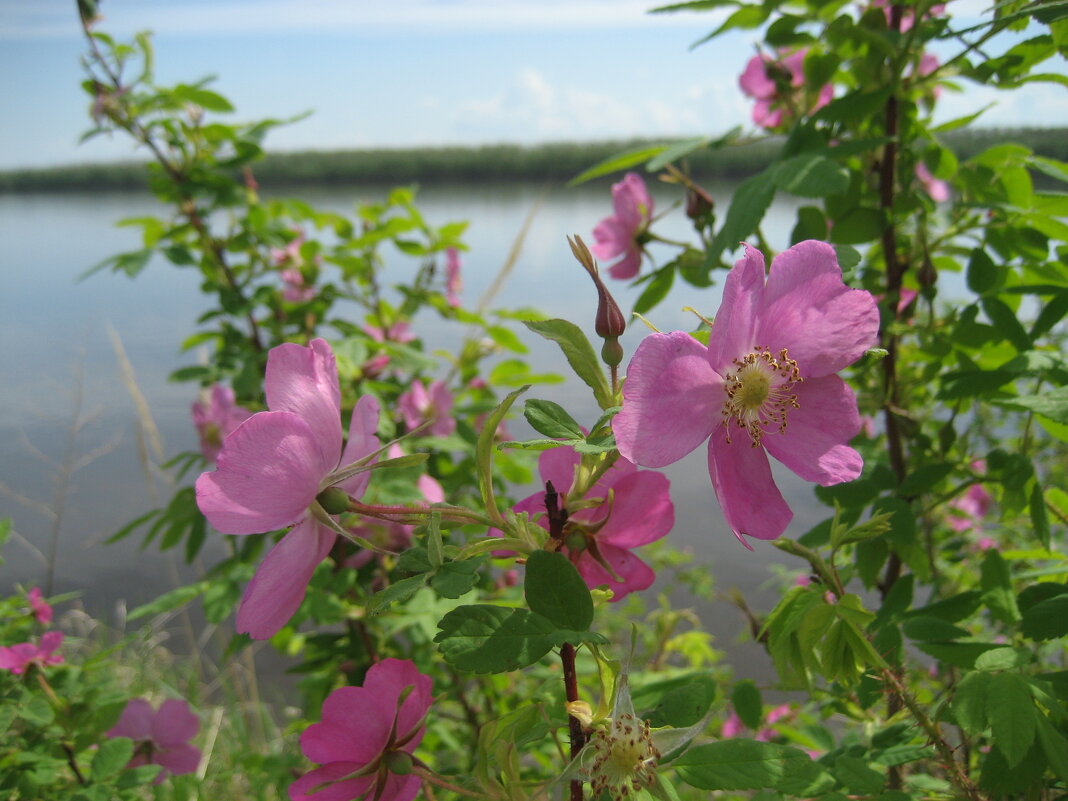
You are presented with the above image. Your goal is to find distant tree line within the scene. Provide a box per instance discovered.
[2,128,1065,193]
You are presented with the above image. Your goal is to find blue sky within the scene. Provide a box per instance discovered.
[1,0,1066,169]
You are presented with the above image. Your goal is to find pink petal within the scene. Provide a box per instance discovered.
[612,173,652,230]
[195,412,328,535]
[39,630,64,656]
[308,687,392,764]
[707,427,792,544]
[758,240,880,378]
[290,763,374,801]
[614,331,723,468]
[155,743,201,776]
[752,99,783,129]
[595,470,673,549]
[606,247,642,280]
[706,243,766,370]
[377,771,422,801]
[762,375,864,486]
[152,699,199,747]
[591,217,629,261]
[576,543,656,600]
[336,395,381,498]
[417,474,445,504]
[739,54,775,99]
[235,520,335,639]
[537,447,581,496]
[108,698,154,740]
[265,339,342,467]
[782,49,807,87]
[363,658,433,744]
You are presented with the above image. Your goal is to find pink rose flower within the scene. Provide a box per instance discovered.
[613,241,879,546]
[271,232,305,267]
[721,711,745,738]
[739,49,833,131]
[445,247,463,307]
[947,483,992,533]
[195,339,381,639]
[512,445,674,600]
[107,698,201,782]
[191,384,252,463]
[363,321,417,344]
[398,379,456,437]
[281,269,316,303]
[0,631,64,674]
[869,0,946,32]
[591,172,653,280]
[27,587,53,625]
[291,658,432,801]
[915,163,950,203]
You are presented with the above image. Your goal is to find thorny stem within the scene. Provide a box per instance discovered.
[544,484,585,801]
[80,15,264,352]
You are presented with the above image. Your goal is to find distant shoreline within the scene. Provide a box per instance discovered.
[1,129,1063,193]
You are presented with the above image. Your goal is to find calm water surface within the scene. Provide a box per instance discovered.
[1,181,816,682]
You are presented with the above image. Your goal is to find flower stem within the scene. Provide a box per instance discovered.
[561,643,586,801]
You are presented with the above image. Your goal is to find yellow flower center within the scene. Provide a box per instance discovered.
[722,346,803,446]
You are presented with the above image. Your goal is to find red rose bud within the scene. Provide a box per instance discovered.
[685,185,715,221]
[569,235,626,339]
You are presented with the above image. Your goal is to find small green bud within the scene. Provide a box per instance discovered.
[565,530,588,553]
[601,338,624,368]
[315,487,351,515]
[384,750,414,775]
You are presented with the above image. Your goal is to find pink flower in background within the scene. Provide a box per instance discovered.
[398,379,456,437]
[281,269,316,303]
[27,588,53,624]
[364,321,417,344]
[614,241,879,546]
[0,631,64,674]
[916,52,942,98]
[107,698,201,782]
[195,339,381,639]
[513,446,674,600]
[721,712,745,738]
[445,247,463,307]
[291,658,432,801]
[870,0,946,32]
[947,484,992,533]
[591,172,653,280]
[191,384,252,463]
[916,163,950,203]
[271,232,305,267]
[739,49,833,130]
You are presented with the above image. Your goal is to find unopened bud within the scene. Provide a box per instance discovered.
[384,751,414,775]
[564,530,588,553]
[568,234,626,339]
[316,487,351,515]
[685,185,715,221]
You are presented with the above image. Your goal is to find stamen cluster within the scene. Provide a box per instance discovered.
[722,346,802,445]
[587,713,660,801]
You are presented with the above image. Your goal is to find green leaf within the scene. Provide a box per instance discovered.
[1035,715,1068,782]
[633,265,675,316]
[833,756,884,795]
[524,399,583,439]
[1020,594,1068,640]
[731,680,763,730]
[569,145,668,186]
[1029,482,1051,550]
[523,319,613,409]
[981,297,1032,351]
[128,583,203,621]
[651,676,717,728]
[952,672,990,735]
[916,641,1002,669]
[980,549,1020,624]
[91,737,134,781]
[18,693,55,726]
[966,248,1000,294]
[675,740,831,794]
[368,575,427,616]
[431,557,485,599]
[992,386,1068,425]
[772,154,849,198]
[173,85,234,112]
[902,616,970,642]
[476,385,528,525]
[524,550,594,631]
[646,137,710,171]
[986,673,1037,767]
[829,207,884,245]
[435,605,556,673]
[899,462,953,496]
[705,171,776,267]
[975,647,1032,671]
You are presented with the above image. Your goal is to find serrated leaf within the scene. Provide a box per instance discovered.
[992,386,1068,425]
[675,740,831,793]
[91,737,134,781]
[524,550,594,631]
[954,672,990,734]
[902,615,970,642]
[633,265,675,315]
[731,680,762,730]
[1020,594,1068,640]
[986,673,1037,767]
[431,557,485,599]
[569,145,668,186]
[772,154,849,198]
[833,756,884,795]
[524,399,583,439]
[705,172,776,267]
[435,605,555,673]
[975,646,1032,671]
[368,575,427,616]
[523,319,613,409]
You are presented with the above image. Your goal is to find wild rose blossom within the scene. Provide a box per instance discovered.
[614,241,879,546]
[0,631,64,674]
[195,339,381,639]
[947,484,992,533]
[738,49,833,130]
[291,658,432,801]
[26,587,53,624]
[363,321,417,344]
[398,379,456,437]
[107,698,201,782]
[591,173,653,280]
[445,247,463,307]
[512,446,674,600]
[916,163,950,203]
[191,384,252,463]
[281,269,316,303]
